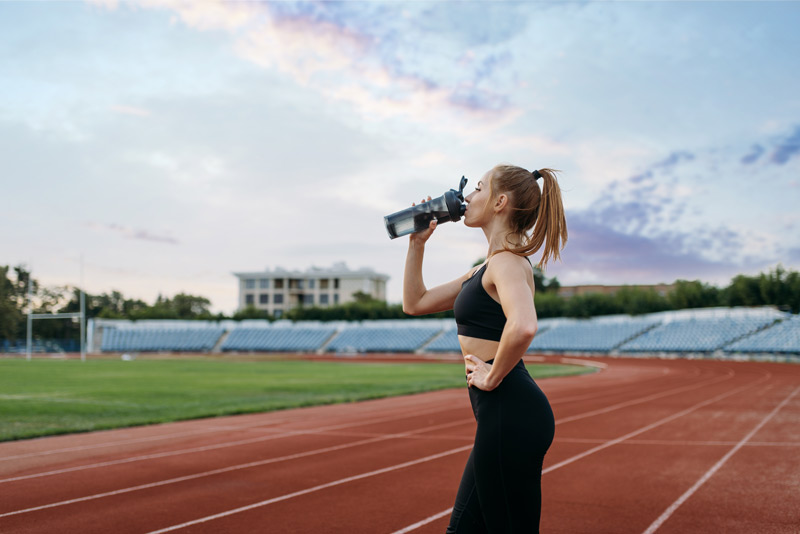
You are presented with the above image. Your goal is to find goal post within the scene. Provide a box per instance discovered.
[25,260,87,362]
[26,311,86,361]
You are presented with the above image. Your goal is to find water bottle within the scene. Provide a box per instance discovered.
[384,176,468,239]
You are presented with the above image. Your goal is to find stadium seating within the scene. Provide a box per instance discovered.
[326,325,442,353]
[101,328,224,352]
[618,315,779,353]
[424,329,461,352]
[726,315,800,353]
[529,318,658,352]
[88,308,799,357]
[221,327,336,352]
[0,339,80,353]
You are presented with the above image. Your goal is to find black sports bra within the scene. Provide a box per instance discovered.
[453,263,506,341]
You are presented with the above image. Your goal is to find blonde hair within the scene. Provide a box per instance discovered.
[488,164,568,269]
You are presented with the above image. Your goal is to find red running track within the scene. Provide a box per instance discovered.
[0,356,798,533]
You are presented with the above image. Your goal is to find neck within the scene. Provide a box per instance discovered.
[482,217,514,258]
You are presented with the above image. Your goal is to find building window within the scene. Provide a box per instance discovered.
[245,279,255,289]
[274,279,284,290]
[245,294,254,305]
[274,294,284,304]
[309,279,315,289]
[259,279,269,289]
[333,293,339,305]
[304,294,314,305]
[334,278,340,289]
[320,279,329,290]
[274,309,283,319]
[259,294,269,304]
[319,294,329,305]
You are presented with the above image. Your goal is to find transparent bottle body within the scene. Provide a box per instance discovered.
[384,195,451,239]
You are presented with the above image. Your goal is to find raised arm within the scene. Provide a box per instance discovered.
[403,218,472,316]
[466,252,538,390]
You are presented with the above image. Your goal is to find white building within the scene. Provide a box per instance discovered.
[233,263,389,318]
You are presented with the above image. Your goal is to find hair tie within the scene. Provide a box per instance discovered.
[532,169,542,180]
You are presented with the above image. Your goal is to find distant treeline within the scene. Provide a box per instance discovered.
[1,264,798,343]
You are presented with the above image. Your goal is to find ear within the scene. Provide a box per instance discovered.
[494,193,509,213]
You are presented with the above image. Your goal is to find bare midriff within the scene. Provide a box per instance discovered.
[458,335,500,363]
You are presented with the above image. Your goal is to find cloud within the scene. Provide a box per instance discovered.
[85,222,179,245]
[110,105,151,117]
[740,144,764,165]
[95,0,521,134]
[546,208,779,288]
[629,150,695,184]
[739,124,800,166]
[770,124,800,165]
[548,135,797,285]
[787,247,800,263]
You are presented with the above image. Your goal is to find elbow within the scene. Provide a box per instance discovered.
[402,302,418,316]
[509,321,537,342]
[522,324,538,340]
[525,324,539,339]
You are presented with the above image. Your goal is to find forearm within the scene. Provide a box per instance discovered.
[402,242,427,314]
[485,321,537,388]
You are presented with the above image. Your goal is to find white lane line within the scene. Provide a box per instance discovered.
[0,391,461,462]
[0,418,474,518]
[542,375,768,474]
[559,357,608,369]
[556,372,733,424]
[0,366,736,517]
[0,422,288,462]
[1,365,733,517]
[1,366,719,484]
[557,437,800,447]
[0,403,464,484]
[7,370,729,520]
[144,444,474,534]
[390,372,770,533]
[390,508,454,534]
[0,368,709,482]
[641,385,800,534]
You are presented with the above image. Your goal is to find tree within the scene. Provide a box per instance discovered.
[0,266,22,341]
[615,286,671,315]
[724,274,763,307]
[565,293,622,318]
[534,292,565,318]
[232,306,272,321]
[668,280,721,309]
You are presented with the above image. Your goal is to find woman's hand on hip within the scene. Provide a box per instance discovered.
[464,354,498,391]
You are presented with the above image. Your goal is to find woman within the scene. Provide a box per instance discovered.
[402,164,567,533]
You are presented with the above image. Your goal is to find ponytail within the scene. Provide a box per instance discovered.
[526,168,567,269]
[488,165,568,270]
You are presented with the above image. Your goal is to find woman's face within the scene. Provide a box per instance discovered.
[463,171,493,228]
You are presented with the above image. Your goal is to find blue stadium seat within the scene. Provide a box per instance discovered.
[618,315,778,353]
[326,326,442,353]
[221,327,335,352]
[528,320,657,352]
[101,328,224,352]
[726,316,800,353]
[425,330,461,352]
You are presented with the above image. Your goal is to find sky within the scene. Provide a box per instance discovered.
[2,0,799,314]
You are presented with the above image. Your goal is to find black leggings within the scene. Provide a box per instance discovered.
[447,359,555,534]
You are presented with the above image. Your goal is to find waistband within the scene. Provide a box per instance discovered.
[484,358,526,371]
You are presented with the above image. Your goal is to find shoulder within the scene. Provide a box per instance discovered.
[485,252,534,282]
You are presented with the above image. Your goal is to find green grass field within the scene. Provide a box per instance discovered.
[0,357,591,442]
